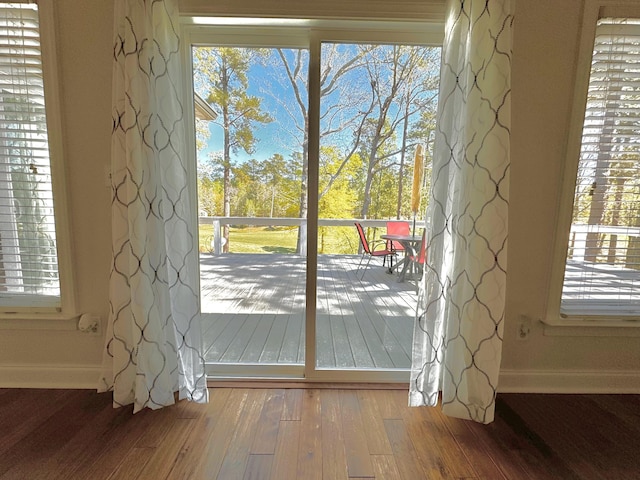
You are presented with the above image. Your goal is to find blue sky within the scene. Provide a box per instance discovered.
[192,44,441,169]
[194,48,307,166]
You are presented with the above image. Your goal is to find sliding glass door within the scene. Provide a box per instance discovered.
[182,20,442,381]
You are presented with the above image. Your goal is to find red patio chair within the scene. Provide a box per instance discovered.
[385,221,410,266]
[413,230,426,265]
[407,230,427,289]
[354,222,394,279]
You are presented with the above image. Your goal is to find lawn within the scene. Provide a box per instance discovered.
[199,225,298,254]
[198,224,369,254]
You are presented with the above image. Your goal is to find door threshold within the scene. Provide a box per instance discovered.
[207,378,408,390]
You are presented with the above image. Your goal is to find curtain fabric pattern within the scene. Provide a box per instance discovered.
[99,0,208,412]
[409,0,512,423]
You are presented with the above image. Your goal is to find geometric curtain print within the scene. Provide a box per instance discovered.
[410,0,512,424]
[99,0,208,412]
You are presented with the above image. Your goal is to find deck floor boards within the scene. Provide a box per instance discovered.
[200,254,636,370]
[200,253,417,369]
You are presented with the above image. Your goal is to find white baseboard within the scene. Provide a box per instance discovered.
[2,364,640,394]
[0,364,101,389]
[498,369,640,394]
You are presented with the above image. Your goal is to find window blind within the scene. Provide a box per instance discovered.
[0,2,60,308]
[562,18,640,317]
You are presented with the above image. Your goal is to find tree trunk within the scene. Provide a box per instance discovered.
[222,62,231,253]
[222,147,230,253]
[585,93,618,262]
[625,172,640,270]
[296,126,308,255]
[606,177,624,264]
[361,113,386,219]
[627,214,640,271]
[396,99,410,219]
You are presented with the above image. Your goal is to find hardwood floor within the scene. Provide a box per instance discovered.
[1,388,639,479]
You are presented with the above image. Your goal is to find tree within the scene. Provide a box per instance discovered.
[197,151,223,216]
[192,43,441,253]
[261,153,288,217]
[271,46,372,253]
[318,146,361,252]
[232,159,263,216]
[193,47,272,252]
[277,44,439,222]
[0,94,58,291]
[356,45,439,220]
[357,116,398,218]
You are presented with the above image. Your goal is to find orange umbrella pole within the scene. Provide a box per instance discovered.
[410,144,424,236]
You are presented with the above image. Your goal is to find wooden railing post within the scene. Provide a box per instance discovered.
[213,219,221,255]
[299,220,307,257]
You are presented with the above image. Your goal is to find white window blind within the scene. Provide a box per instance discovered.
[562,18,640,317]
[0,2,60,308]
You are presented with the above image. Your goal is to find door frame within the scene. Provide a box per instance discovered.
[180,17,444,383]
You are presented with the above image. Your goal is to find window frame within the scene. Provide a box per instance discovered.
[546,0,640,332]
[0,0,76,323]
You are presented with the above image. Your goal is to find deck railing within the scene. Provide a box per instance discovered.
[199,216,424,255]
[568,224,640,270]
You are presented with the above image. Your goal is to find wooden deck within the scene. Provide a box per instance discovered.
[561,259,640,316]
[198,252,640,371]
[199,253,418,370]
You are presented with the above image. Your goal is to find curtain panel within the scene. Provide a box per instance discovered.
[410,0,512,423]
[99,0,208,412]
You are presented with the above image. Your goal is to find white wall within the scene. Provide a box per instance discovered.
[1,0,639,391]
[0,0,113,387]
[502,0,640,392]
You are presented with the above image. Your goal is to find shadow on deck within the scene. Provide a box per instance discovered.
[199,253,419,370]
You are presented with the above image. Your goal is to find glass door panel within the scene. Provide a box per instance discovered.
[192,46,309,377]
[315,42,440,372]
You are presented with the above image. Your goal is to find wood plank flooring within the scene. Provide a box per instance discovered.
[1,388,639,479]
[199,254,417,369]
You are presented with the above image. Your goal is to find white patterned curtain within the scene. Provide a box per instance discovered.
[99,0,208,412]
[410,0,512,423]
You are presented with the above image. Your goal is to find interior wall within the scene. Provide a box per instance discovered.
[0,0,113,384]
[503,0,640,387]
[0,0,638,390]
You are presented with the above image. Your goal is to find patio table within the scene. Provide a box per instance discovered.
[381,233,423,282]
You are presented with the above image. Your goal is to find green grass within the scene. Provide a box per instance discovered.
[198,225,298,254]
[198,224,385,255]
[198,224,215,253]
[228,226,298,253]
